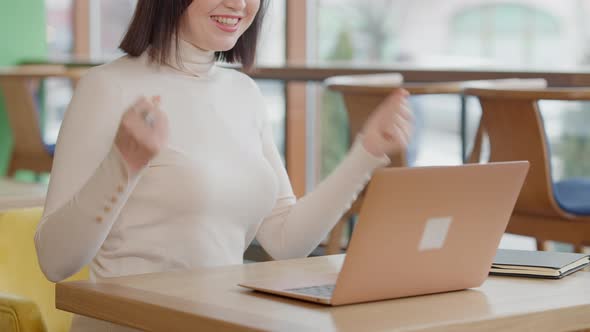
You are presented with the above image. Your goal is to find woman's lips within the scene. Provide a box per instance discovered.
[210,15,242,33]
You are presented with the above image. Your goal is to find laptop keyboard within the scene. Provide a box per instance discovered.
[286,284,335,298]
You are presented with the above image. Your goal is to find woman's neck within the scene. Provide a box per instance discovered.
[167,37,216,77]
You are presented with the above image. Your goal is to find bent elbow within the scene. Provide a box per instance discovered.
[41,265,68,283]
[34,232,70,283]
[265,246,309,261]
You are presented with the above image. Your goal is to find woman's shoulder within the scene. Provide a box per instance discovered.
[71,55,149,111]
[215,66,260,91]
[214,66,268,127]
[79,55,143,86]
[215,66,267,113]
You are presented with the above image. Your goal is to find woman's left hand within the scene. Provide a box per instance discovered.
[361,89,413,158]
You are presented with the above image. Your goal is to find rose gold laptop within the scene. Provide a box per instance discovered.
[239,161,529,305]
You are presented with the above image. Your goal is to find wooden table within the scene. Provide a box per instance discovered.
[0,65,87,176]
[0,178,46,212]
[57,255,590,332]
[20,58,590,86]
[0,65,87,79]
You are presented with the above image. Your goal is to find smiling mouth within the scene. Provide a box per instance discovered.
[210,15,241,27]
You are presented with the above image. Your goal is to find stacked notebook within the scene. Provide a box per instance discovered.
[491,249,590,279]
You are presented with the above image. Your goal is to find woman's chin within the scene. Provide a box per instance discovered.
[212,39,239,52]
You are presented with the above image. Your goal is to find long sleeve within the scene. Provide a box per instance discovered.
[34,68,141,282]
[256,116,390,260]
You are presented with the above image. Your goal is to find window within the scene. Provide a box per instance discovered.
[311,0,590,176]
[44,0,74,145]
[90,0,137,59]
[46,0,73,58]
[311,0,590,250]
[451,4,561,67]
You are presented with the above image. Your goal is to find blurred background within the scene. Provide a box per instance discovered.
[2,0,590,251]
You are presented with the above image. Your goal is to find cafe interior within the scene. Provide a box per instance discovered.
[1,1,589,331]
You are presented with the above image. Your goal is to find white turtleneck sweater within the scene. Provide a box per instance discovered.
[34,39,389,331]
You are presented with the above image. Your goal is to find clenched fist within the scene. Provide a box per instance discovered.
[361,89,413,158]
[115,96,169,176]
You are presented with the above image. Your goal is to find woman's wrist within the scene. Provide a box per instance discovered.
[361,133,387,158]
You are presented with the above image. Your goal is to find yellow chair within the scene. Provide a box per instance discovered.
[0,208,88,332]
[0,292,45,332]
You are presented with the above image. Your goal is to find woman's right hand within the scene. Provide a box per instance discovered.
[115,96,169,176]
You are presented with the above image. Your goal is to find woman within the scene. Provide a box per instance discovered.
[35,0,412,330]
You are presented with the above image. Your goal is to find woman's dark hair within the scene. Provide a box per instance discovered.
[120,0,268,70]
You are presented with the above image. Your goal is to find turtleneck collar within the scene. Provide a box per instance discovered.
[166,37,216,77]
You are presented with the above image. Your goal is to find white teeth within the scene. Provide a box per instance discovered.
[212,16,239,26]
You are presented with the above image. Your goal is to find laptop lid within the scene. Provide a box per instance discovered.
[330,161,529,305]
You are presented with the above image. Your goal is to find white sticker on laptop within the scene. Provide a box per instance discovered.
[418,217,453,251]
